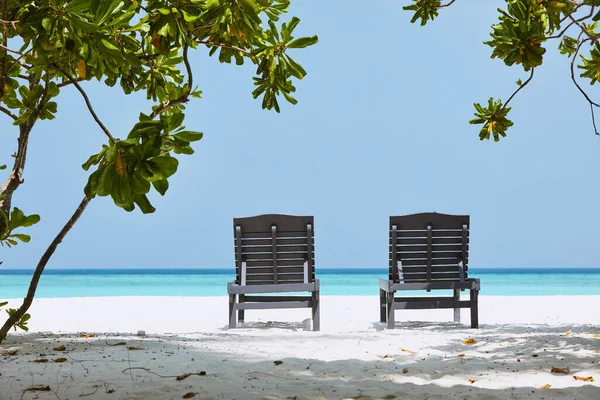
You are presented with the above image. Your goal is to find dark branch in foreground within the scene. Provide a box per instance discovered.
[0,196,92,342]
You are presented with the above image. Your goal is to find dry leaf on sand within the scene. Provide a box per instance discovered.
[463,338,477,345]
[573,376,594,382]
[551,367,570,374]
[127,346,144,351]
[274,360,283,365]
[469,379,477,384]
[79,333,96,338]
[593,334,600,338]
[565,330,572,335]
[53,346,66,351]
[540,384,551,389]
[458,354,466,357]
[53,358,68,363]
[378,355,391,359]
[182,393,196,399]
[400,348,416,355]
[25,385,50,392]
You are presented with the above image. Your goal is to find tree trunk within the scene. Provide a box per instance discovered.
[0,196,91,343]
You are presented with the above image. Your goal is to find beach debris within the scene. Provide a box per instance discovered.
[127,346,144,351]
[53,345,66,351]
[79,333,97,338]
[463,338,477,345]
[32,358,49,363]
[532,354,539,357]
[274,360,283,366]
[183,392,196,398]
[54,357,68,363]
[517,359,521,362]
[378,354,391,359]
[105,341,127,346]
[400,348,416,355]
[593,334,600,338]
[458,354,466,357]
[551,366,570,374]
[402,368,409,374]
[565,330,572,335]
[573,375,594,382]
[469,379,477,384]
[25,385,51,392]
[176,372,206,381]
[540,384,551,389]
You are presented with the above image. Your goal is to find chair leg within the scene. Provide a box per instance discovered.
[380,289,387,323]
[238,294,245,323]
[387,292,395,329]
[312,290,320,331]
[229,294,237,329]
[453,289,461,323]
[470,289,479,329]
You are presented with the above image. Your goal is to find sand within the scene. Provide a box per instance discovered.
[1,295,599,399]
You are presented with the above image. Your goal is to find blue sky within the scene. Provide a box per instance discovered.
[1,0,599,270]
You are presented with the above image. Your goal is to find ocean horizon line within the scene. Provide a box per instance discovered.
[1,267,600,275]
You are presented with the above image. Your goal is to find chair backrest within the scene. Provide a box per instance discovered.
[233,214,315,285]
[389,213,470,283]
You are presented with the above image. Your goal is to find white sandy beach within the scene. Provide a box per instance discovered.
[1,295,599,400]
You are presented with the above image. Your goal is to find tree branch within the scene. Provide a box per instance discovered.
[0,196,92,343]
[195,40,253,56]
[503,68,535,110]
[439,0,456,8]
[570,36,600,134]
[0,104,16,120]
[56,66,115,143]
[150,43,194,119]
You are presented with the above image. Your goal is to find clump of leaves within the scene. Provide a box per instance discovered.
[403,0,442,26]
[5,307,30,332]
[470,98,514,142]
[0,205,41,248]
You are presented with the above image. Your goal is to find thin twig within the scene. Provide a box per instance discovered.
[503,68,535,110]
[56,66,115,142]
[439,0,456,8]
[195,40,253,55]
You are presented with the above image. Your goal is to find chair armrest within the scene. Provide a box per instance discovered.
[379,278,393,292]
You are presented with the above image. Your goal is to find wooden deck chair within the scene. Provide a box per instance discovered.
[227,214,320,331]
[379,213,480,328]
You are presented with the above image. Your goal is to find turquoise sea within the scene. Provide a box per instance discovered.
[1,268,600,298]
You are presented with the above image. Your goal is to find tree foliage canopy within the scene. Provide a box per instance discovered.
[404,0,600,141]
[0,0,316,342]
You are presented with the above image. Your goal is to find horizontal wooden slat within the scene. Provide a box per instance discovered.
[390,213,469,231]
[389,251,467,260]
[237,237,310,247]
[394,266,461,274]
[234,214,313,234]
[246,273,306,282]
[393,300,470,310]
[237,301,311,310]
[400,272,460,281]
[237,231,311,239]
[242,259,310,268]
[391,244,466,252]
[243,295,312,302]
[238,253,312,261]
[389,237,467,245]
[240,245,308,254]
[392,258,465,266]
[392,229,468,238]
[244,266,306,275]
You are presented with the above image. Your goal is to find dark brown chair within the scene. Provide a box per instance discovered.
[379,213,480,328]
[227,214,320,330]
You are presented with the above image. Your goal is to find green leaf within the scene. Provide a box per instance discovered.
[10,234,31,243]
[172,131,203,142]
[287,35,318,49]
[152,179,169,196]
